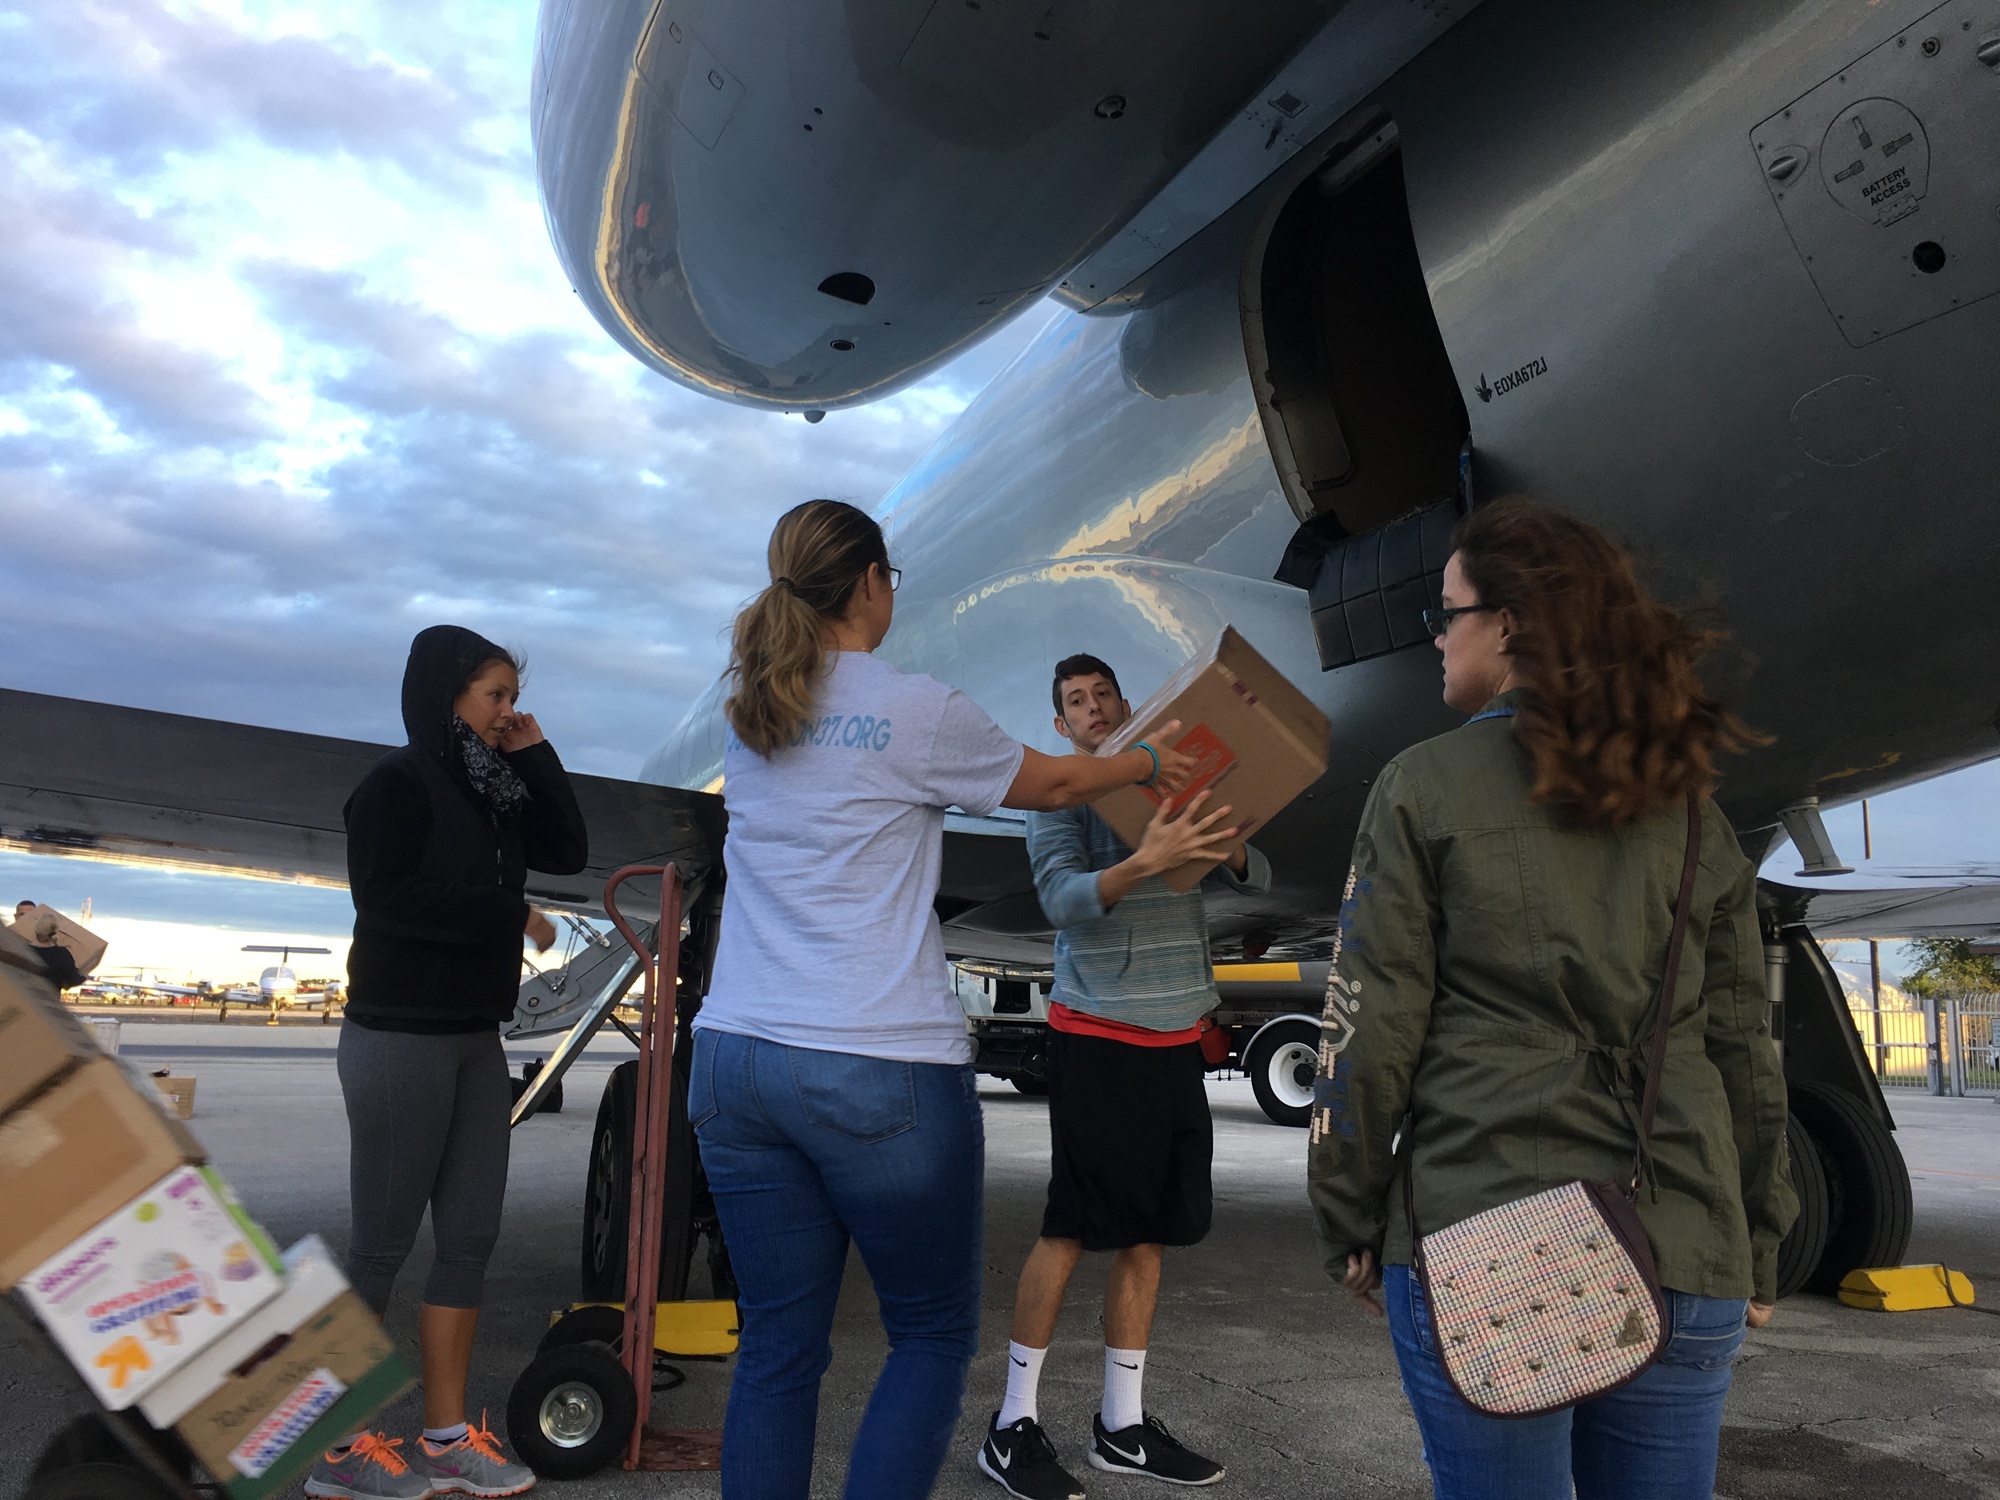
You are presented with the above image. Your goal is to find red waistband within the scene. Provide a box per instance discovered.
[1047,1002,1201,1048]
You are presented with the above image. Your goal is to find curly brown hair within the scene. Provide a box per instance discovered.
[1451,498,1764,827]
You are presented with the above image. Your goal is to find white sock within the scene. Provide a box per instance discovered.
[422,1423,468,1446]
[1102,1346,1146,1434]
[996,1340,1048,1427]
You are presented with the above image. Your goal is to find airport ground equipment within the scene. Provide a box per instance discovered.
[1837,1264,1981,1313]
[958,961,1332,1125]
[505,863,736,1479]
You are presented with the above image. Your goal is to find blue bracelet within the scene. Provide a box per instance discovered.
[1135,742,1160,787]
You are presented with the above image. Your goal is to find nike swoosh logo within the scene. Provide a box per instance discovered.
[993,1446,1013,1470]
[1011,1357,1028,1367]
[1114,1360,1139,1369]
[1103,1439,1146,1465]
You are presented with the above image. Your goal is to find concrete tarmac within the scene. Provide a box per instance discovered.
[4,1022,1999,1498]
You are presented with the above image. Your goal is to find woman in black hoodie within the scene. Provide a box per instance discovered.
[307,626,586,1500]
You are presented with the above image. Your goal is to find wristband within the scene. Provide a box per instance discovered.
[1135,742,1160,787]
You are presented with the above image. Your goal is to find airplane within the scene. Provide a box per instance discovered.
[534,0,2000,1296]
[0,0,1989,1302]
[219,943,337,1025]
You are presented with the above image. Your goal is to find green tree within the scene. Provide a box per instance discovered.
[1902,937,2000,997]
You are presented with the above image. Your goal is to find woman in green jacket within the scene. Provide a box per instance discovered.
[1308,499,1796,1500]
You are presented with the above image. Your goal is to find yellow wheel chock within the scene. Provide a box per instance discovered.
[1836,1264,1975,1312]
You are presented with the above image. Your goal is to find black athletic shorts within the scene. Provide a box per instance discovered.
[1040,1027,1213,1251]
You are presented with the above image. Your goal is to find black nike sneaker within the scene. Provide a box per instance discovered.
[1089,1413,1224,1486]
[978,1413,1087,1500]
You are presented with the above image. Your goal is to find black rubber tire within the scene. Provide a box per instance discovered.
[524,1059,564,1115]
[1791,1081,1913,1296]
[22,1464,177,1500]
[581,1062,638,1302]
[1008,1073,1049,1096]
[1246,1019,1320,1128]
[506,1341,636,1480]
[1773,1112,1830,1300]
[538,1304,628,1358]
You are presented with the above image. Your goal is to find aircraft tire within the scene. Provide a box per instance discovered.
[1791,1082,1913,1296]
[506,1341,635,1480]
[1246,1018,1319,1128]
[1773,1112,1830,1300]
[1008,1073,1049,1096]
[580,1063,638,1302]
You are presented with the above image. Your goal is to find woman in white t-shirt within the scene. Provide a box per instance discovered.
[690,500,1217,1500]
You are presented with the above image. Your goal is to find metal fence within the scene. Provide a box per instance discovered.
[1846,990,2000,1096]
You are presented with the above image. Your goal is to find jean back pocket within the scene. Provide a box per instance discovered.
[789,1048,917,1142]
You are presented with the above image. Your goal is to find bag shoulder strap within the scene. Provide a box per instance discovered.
[1637,793,1704,1145]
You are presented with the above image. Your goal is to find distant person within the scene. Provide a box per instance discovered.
[689,499,1198,1500]
[305,626,587,1500]
[976,653,1268,1499]
[1308,500,1796,1500]
[29,914,84,992]
[14,899,34,921]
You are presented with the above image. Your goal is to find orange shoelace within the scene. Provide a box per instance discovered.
[460,1412,507,1465]
[347,1434,412,1476]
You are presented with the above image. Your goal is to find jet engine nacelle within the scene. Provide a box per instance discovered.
[532,0,1336,409]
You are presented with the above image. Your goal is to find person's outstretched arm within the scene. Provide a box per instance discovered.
[1002,721,1195,812]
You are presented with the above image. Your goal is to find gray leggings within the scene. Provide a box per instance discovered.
[336,1023,511,1313]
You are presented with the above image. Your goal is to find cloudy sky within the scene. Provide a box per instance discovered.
[1,0,1994,981]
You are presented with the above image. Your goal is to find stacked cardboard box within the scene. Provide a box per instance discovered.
[0,930,410,1488]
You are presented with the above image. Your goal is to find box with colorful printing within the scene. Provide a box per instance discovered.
[19,1164,284,1407]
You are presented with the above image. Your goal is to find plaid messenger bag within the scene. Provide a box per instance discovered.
[1404,793,1702,1418]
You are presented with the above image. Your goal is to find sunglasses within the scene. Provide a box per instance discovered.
[1422,604,1497,638]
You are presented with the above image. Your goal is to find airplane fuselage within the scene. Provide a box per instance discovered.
[604,0,2000,958]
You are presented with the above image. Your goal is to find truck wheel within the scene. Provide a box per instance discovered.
[506,1341,635,1480]
[581,1063,637,1301]
[1773,1113,1830,1300]
[1246,1019,1319,1128]
[1791,1081,1913,1295]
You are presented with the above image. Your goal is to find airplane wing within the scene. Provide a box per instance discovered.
[1761,865,2000,940]
[0,688,724,917]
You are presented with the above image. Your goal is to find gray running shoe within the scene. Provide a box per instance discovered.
[408,1416,537,1497]
[301,1434,434,1500]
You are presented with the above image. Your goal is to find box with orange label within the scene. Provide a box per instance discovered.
[18,1164,285,1408]
[1092,628,1331,893]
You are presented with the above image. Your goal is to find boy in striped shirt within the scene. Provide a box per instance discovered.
[976,654,1271,1498]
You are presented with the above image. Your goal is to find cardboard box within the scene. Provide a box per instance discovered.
[153,1074,197,1120]
[1093,627,1331,892]
[0,962,101,1117]
[10,905,108,975]
[139,1234,349,1426]
[154,1239,411,1500]
[19,1164,284,1408]
[0,1056,206,1289]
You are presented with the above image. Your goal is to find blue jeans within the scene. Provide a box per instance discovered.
[689,1029,985,1500]
[1384,1263,1747,1500]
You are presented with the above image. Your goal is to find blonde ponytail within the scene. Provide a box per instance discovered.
[725,499,889,756]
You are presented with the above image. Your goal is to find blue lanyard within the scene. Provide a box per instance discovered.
[1464,706,1517,726]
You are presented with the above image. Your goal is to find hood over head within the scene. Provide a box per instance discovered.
[401,625,513,760]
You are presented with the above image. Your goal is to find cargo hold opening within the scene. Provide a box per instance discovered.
[1244,119,1469,585]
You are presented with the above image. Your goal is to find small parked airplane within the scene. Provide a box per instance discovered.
[218,943,337,1025]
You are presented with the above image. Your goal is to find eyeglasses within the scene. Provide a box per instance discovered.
[1422,604,1497,637]
[887,566,902,592]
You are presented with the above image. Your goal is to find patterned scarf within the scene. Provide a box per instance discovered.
[451,716,529,814]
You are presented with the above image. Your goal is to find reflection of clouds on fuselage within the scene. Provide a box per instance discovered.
[948,558,1207,658]
[1049,413,1266,561]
